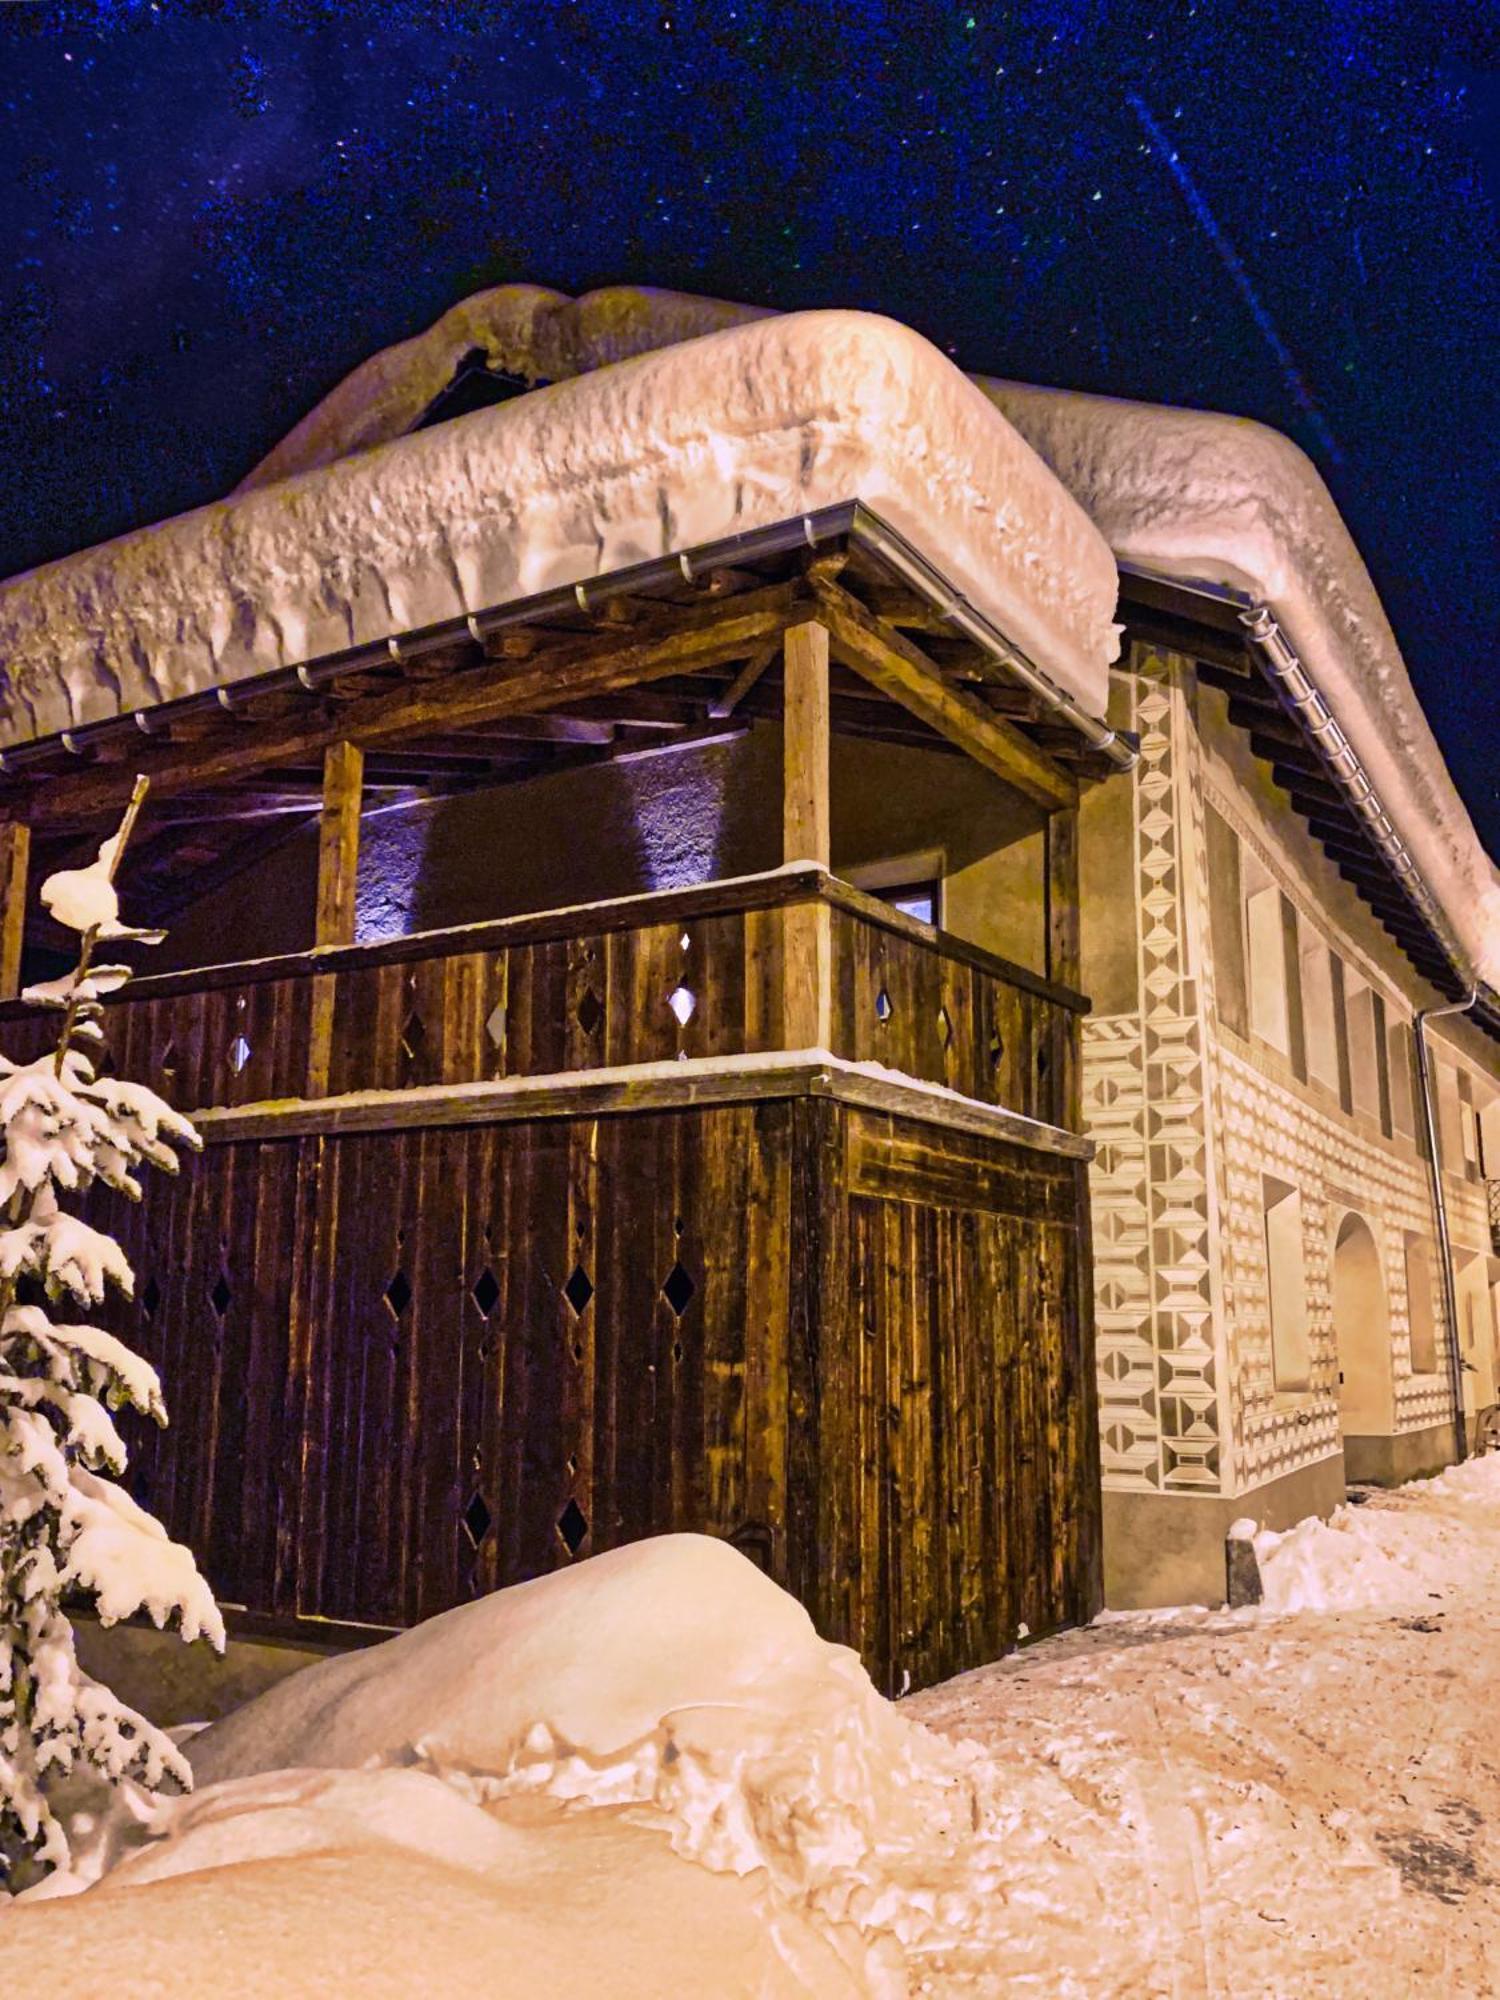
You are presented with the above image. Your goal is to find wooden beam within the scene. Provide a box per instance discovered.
[782,620,832,1048]
[812,582,1077,811]
[707,642,777,719]
[17,582,808,831]
[315,742,363,949]
[0,822,30,1000]
[189,1051,1092,1160]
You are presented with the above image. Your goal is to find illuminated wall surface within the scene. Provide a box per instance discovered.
[0,3,1494,852]
[158,725,1049,972]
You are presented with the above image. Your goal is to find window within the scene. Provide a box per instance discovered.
[847,852,944,929]
[1263,1176,1311,1390]
[1302,934,1340,1092]
[1437,1062,1465,1174]
[1404,1234,1439,1374]
[1458,1072,1480,1181]
[1206,805,1248,1037]
[1246,882,1290,1054]
[1387,1016,1415,1138]
[882,880,940,925]
[1344,974,1383,1124]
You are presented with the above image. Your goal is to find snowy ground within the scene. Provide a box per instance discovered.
[5,1465,1500,1996]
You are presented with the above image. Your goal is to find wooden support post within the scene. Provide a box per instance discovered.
[308,742,363,1098]
[1045,804,1082,1129]
[0,822,29,1001]
[1044,806,1080,992]
[782,620,833,1049]
[315,741,364,948]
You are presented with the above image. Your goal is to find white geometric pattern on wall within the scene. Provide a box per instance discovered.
[1086,646,1464,1503]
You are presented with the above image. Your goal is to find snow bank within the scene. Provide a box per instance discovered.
[1253,1451,1500,1615]
[9,1536,1025,1993]
[0,309,1120,743]
[3,1795,864,1999]
[182,1534,1001,1992]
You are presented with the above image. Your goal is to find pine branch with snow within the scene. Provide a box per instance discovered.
[0,782,224,1890]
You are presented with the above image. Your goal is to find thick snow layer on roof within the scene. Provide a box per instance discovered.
[272,282,1495,989]
[975,376,1500,990]
[237,283,779,494]
[0,308,1120,746]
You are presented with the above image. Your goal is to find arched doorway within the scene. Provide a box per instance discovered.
[1332,1212,1394,1442]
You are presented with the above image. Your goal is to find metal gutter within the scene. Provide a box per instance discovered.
[1414,990,1479,1464]
[846,505,1137,770]
[1118,561,1500,1032]
[0,502,1134,776]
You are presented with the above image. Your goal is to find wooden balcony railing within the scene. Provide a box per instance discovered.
[0,867,1086,1135]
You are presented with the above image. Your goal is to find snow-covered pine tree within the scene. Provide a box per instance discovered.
[0,777,224,1890]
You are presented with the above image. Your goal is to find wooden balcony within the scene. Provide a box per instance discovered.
[0,577,1105,1692]
[0,867,1085,1138]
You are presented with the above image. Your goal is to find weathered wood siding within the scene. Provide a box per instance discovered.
[2,872,1080,1128]
[92,1090,1099,1694]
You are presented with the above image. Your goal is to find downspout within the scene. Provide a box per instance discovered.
[1414,991,1479,1464]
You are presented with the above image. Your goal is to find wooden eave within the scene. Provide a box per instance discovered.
[1115,573,1500,1042]
[0,518,1116,955]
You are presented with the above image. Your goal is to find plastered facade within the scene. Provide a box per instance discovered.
[1084,645,1500,1604]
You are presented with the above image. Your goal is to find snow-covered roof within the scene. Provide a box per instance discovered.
[0,308,1120,745]
[224,282,1500,991]
[973,377,1500,993]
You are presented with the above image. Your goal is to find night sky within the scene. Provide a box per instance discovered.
[2,1,1495,851]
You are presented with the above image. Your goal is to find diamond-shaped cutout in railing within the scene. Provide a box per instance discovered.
[874,988,893,1023]
[661,1262,696,1318]
[209,1273,231,1319]
[937,1005,953,1049]
[141,1276,162,1319]
[471,1267,500,1317]
[575,988,604,1038]
[383,1270,413,1319]
[227,1035,252,1074]
[159,1040,178,1079]
[1037,1047,1051,1081]
[988,1029,1005,1069]
[562,1265,594,1316]
[461,1492,493,1549]
[485,1002,507,1051]
[399,1014,426,1063]
[557,1498,589,1556]
[667,983,696,1027]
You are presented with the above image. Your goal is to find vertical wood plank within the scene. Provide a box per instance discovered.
[783,619,831,866]
[306,740,362,1099]
[783,619,833,1051]
[315,741,364,948]
[1044,805,1081,992]
[0,822,30,1001]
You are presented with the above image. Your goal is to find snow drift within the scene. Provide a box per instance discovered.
[0,309,1120,744]
[1250,1450,1500,1615]
[5,1535,1017,1996]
